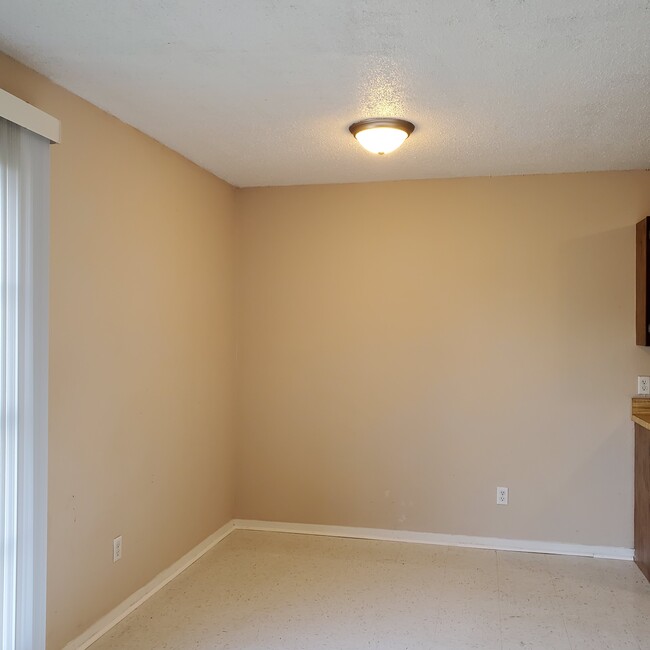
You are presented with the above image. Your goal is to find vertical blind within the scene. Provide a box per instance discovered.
[0,117,49,650]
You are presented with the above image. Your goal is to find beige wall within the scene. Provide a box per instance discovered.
[0,54,236,650]
[235,173,650,548]
[4,49,650,650]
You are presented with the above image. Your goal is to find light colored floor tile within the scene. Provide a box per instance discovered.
[564,614,643,650]
[395,540,448,567]
[500,606,571,650]
[89,530,650,650]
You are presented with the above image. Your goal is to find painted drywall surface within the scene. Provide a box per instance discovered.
[0,54,236,650]
[2,46,649,650]
[235,172,650,548]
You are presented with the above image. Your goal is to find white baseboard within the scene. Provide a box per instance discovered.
[62,520,236,650]
[63,517,633,649]
[233,519,634,561]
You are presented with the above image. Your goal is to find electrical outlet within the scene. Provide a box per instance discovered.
[638,376,650,396]
[113,536,123,563]
[497,487,509,505]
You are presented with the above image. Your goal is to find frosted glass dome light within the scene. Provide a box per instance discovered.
[349,118,415,155]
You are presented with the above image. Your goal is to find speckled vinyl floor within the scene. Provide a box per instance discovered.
[89,530,650,649]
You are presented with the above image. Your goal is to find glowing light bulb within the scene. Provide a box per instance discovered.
[349,118,415,155]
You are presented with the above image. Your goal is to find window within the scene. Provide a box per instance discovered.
[0,110,53,650]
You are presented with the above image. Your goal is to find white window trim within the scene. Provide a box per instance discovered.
[0,89,60,144]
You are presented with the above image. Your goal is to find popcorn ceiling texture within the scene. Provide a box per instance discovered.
[1,0,649,187]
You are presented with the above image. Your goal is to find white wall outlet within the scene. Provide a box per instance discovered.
[638,376,650,395]
[496,487,509,505]
[113,535,123,563]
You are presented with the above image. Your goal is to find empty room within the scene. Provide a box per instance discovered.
[1,1,650,649]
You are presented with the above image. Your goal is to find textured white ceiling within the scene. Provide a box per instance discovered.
[1,1,649,187]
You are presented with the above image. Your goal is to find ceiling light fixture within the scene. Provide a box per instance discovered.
[349,118,415,155]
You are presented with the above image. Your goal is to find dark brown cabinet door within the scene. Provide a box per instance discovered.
[635,423,650,581]
[636,216,650,346]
